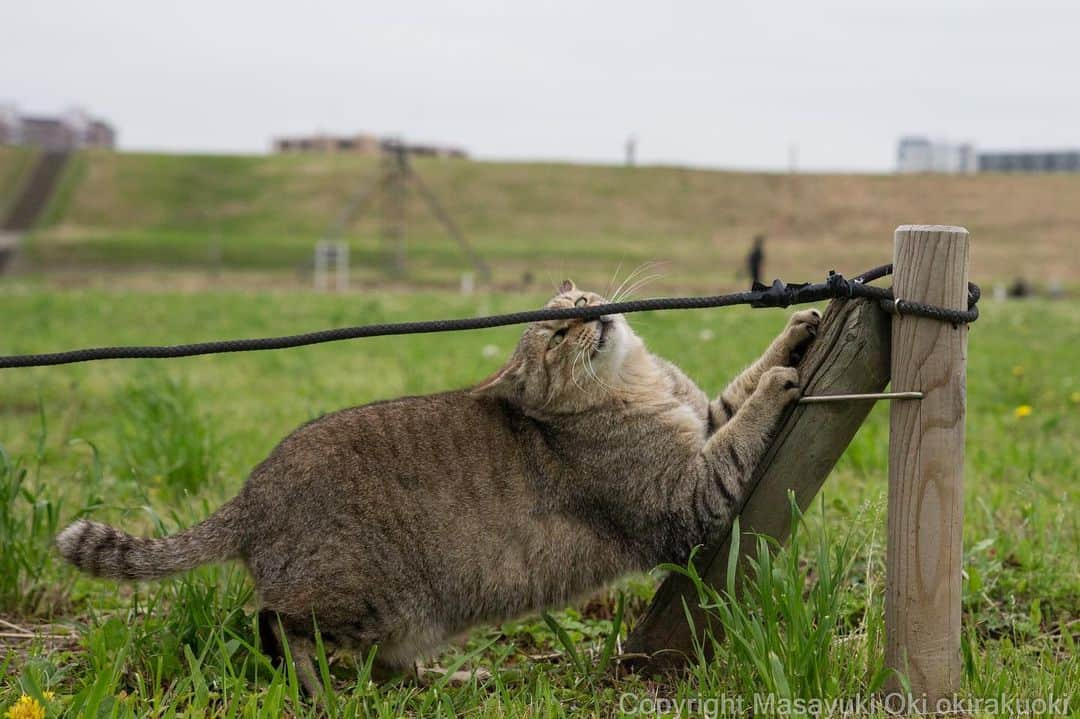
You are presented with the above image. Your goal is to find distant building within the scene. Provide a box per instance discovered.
[273,132,467,159]
[896,137,976,174]
[898,135,1080,174]
[0,104,116,150]
[978,150,1080,173]
[275,133,382,154]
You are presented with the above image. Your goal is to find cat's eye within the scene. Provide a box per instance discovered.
[574,296,588,307]
[549,328,568,348]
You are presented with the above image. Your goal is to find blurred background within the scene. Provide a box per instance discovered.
[2,0,1077,294]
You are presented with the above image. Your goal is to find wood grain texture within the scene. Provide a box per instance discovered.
[625,297,891,670]
[885,225,969,703]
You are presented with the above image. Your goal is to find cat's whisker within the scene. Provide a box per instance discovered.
[584,349,617,394]
[605,261,625,300]
[612,273,663,305]
[569,345,591,396]
[583,355,600,388]
[588,362,616,394]
[580,349,605,395]
[609,261,656,303]
[614,272,664,303]
[571,362,588,396]
[610,261,660,304]
[623,258,668,287]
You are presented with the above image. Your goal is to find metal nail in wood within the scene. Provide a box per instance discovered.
[798,391,924,404]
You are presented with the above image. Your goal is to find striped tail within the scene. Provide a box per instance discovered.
[55,502,241,581]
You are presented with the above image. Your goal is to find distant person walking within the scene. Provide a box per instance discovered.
[747,234,766,286]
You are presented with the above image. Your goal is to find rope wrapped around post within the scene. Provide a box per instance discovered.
[749,265,979,326]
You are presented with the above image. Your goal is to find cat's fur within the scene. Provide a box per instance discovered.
[57,280,820,694]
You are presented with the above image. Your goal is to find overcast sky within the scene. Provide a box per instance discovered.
[4,1,1077,171]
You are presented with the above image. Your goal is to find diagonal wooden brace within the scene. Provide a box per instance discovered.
[624,297,891,671]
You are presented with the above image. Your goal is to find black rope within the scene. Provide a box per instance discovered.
[0,265,979,369]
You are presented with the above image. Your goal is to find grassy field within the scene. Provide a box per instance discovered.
[0,281,1076,717]
[9,149,1080,292]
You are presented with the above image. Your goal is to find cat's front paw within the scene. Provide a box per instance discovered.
[783,308,822,366]
[761,366,802,405]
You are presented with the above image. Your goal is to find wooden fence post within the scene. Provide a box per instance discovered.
[886,225,969,708]
[624,297,891,668]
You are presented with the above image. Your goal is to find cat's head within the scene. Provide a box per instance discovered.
[472,279,651,413]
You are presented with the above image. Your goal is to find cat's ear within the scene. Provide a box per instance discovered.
[471,358,524,401]
[557,279,576,294]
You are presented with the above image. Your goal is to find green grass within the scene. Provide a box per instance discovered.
[0,284,1076,717]
[113,373,218,499]
[20,149,1080,291]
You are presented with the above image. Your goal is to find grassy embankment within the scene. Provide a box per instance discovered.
[16,149,1080,292]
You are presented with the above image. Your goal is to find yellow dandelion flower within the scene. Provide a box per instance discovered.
[1014,405,1032,419]
[1012,365,1025,377]
[4,693,48,719]
[1070,391,1080,404]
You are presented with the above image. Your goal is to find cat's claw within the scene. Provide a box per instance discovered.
[762,366,802,405]
[784,308,822,366]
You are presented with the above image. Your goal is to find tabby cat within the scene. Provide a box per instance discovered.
[57,280,820,694]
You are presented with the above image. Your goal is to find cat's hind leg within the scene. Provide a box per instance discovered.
[258,611,323,697]
[709,309,820,427]
[257,608,285,666]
